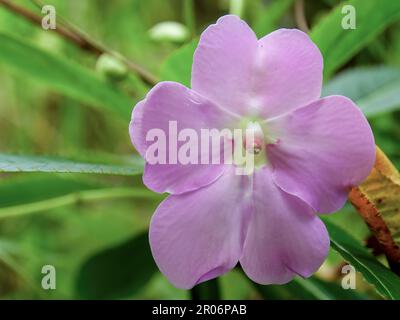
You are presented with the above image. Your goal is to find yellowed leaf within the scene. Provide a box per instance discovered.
[349,147,400,265]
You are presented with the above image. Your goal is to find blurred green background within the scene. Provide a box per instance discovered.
[0,0,400,300]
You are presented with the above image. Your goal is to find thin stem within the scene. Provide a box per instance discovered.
[294,0,309,33]
[183,0,196,38]
[0,0,158,85]
[229,0,245,18]
[0,0,86,47]
[0,187,160,219]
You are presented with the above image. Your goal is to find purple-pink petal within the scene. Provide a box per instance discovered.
[266,95,375,213]
[149,166,252,289]
[191,16,323,118]
[240,167,330,284]
[191,15,258,116]
[129,81,237,194]
[256,29,323,118]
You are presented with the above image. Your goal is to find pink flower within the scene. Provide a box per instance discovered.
[129,15,375,288]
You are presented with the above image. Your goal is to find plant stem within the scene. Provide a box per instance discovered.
[229,0,245,18]
[183,0,196,38]
[0,187,160,219]
[294,0,309,33]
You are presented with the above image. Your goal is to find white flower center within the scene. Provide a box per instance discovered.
[243,122,264,155]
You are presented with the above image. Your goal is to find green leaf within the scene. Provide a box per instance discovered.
[0,175,159,219]
[219,269,254,299]
[0,154,143,175]
[322,66,400,117]
[310,0,400,77]
[76,231,157,299]
[253,0,294,37]
[254,275,365,300]
[324,219,400,300]
[191,279,221,300]
[159,39,198,87]
[0,33,132,118]
[0,176,99,208]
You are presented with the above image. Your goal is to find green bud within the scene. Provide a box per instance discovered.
[149,21,189,43]
[96,53,128,81]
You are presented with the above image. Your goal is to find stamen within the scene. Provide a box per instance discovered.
[244,122,265,155]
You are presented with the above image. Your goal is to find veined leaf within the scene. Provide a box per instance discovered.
[0,33,132,118]
[76,231,157,299]
[324,219,400,300]
[349,147,400,267]
[0,154,143,175]
[310,0,400,77]
[322,66,400,117]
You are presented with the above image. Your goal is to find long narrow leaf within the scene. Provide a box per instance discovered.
[322,66,400,117]
[310,0,400,77]
[324,220,400,300]
[0,33,133,118]
[0,154,143,175]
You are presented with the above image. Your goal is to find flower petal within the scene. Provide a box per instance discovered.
[267,95,376,213]
[192,16,323,118]
[130,81,237,194]
[129,100,146,156]
[191,15,258,116]
[149,166,252,289]
[240,167,330,285]
[143,162,225,195]
[255,29,323,118]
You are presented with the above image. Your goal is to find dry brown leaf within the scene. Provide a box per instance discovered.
[349,146,400,268]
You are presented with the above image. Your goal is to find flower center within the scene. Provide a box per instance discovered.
[231,119,269,172]
[243,122,264,155]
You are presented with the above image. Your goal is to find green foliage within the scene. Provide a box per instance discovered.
[160,39,198,87]
[0,176,99,208]
[254,275,366,300]
[0,154,143,175]
[0,0,400,300]
[76,232,157,299]
[0,175,159,219]
[0,33,132,118]
[191,279,221,300]
[310,0,400,77]
[96,54,128,81]
[324,220,400,300]
[252,0,294,37]
[323,66,400,117]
